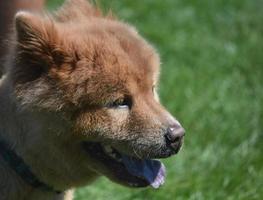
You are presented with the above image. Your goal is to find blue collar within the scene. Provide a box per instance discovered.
[0,139,62,194]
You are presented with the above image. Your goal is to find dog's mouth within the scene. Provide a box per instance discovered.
[83,142,166,189]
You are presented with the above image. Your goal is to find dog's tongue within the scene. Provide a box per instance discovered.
[121,155,166,189]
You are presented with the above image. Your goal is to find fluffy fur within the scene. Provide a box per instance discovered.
[0,0,184,199]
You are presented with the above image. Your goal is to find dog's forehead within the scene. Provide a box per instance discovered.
[63,20,160,88]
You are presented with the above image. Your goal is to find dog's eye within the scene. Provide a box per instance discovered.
[152,85,156,94]
[108,96,132,109]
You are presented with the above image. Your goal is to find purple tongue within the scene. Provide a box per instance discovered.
[121,155,166,189]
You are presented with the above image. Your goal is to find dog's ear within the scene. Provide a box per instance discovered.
[55,0,102,22]
[14,12,66,83]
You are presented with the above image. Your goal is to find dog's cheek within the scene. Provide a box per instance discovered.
[107,109,129,133]
[71,109,129,141]
[71,110,109,139]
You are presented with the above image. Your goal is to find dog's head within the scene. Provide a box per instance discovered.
[10,0,184,189]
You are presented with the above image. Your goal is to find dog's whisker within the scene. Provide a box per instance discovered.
[132,145,143,160]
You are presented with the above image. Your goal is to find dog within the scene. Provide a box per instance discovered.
[0,0,185,199]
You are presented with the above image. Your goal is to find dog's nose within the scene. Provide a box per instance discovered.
[165,123,185,152]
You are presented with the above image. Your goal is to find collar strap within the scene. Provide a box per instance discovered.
[0,140,62,194]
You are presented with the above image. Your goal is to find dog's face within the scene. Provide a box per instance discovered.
[11,0,184,189]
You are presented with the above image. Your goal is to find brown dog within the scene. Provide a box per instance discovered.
[0,0,185,199]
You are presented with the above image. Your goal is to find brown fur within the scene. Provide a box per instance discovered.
[0,0,184,199]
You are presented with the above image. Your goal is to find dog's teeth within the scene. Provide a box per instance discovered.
[109,152,116,158]
[103,145,122,162]
[128,182,138,187]
[104,145,113,154]
[109,152,121,161]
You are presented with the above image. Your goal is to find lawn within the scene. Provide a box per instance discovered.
[47,0,263,199]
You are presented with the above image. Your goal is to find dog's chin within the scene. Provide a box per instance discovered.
[82,142,173,189]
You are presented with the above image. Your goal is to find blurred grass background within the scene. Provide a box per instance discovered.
[48,0,263,199]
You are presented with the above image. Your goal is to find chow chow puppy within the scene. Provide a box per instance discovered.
[0,0,185,199]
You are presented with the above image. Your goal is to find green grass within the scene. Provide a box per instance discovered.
[48,0,263,199]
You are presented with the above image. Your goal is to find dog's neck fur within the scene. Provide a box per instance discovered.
[0,78,94,200]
